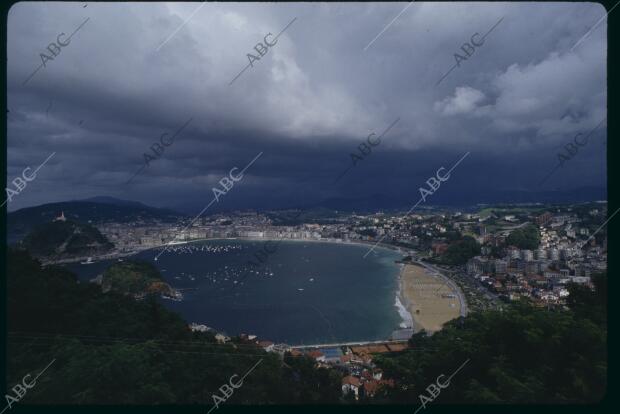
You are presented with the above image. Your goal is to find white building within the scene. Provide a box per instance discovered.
[342,376,361,400]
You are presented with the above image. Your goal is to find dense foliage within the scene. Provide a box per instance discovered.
[20,220,113,258]
[102,260,171,296]
[374,275,607,404]
[6,249,341,404]
[565,273,607,326]
[506,225,541,250]
[440,236,481,265]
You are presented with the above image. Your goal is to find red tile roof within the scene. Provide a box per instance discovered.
[342,376,361,387]
[363,380,379,395]
[307,350,325,359]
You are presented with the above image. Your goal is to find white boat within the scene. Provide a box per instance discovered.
[297,288,304,291]
[81,257,94,265]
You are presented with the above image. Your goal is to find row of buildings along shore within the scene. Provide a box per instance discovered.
[94,204,606,307]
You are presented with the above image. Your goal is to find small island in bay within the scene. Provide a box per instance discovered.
[100,260,182,300]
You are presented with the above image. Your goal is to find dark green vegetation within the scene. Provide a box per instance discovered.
[6,250,341,404]
[506,224,541,250]
[439,236,481,265]
[20,220,113,259]
[374,274,607,404]
[101,260,174,297]
[565,273,607,326]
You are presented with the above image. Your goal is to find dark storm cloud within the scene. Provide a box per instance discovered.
[6,2,607,212]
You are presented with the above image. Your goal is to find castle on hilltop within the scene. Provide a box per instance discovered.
[53,211,66,222]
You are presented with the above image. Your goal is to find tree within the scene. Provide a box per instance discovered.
[441,236,481,265]
[506,225,540,249]
[566,273,607,325]
[374,293,607,404]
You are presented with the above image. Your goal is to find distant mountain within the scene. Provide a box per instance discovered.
[81,196,150,208]
[7,198,185,243]
[311,187,607,212]
[20,220,114,260]
[439,186,608,206]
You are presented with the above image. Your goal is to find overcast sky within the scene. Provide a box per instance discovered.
[6,2,607,213]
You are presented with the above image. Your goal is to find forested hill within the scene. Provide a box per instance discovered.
[101,260,177,298]
[7,198,183,242]
[20,220,114,260]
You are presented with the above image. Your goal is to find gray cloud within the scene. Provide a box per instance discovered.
[6,2,607,212]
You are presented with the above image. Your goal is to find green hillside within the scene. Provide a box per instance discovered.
[102,261,176,298]
[20,220,114,259]
[8,199,183,242]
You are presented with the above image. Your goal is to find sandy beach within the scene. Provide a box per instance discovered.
[399,263,462,333]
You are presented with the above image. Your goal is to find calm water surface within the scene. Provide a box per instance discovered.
[66,239,403,345]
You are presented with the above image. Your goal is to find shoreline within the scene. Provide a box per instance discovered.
[151,237,416,337]
[395,265,421,333]
[46,236,405,264]
[398,262,463,333]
